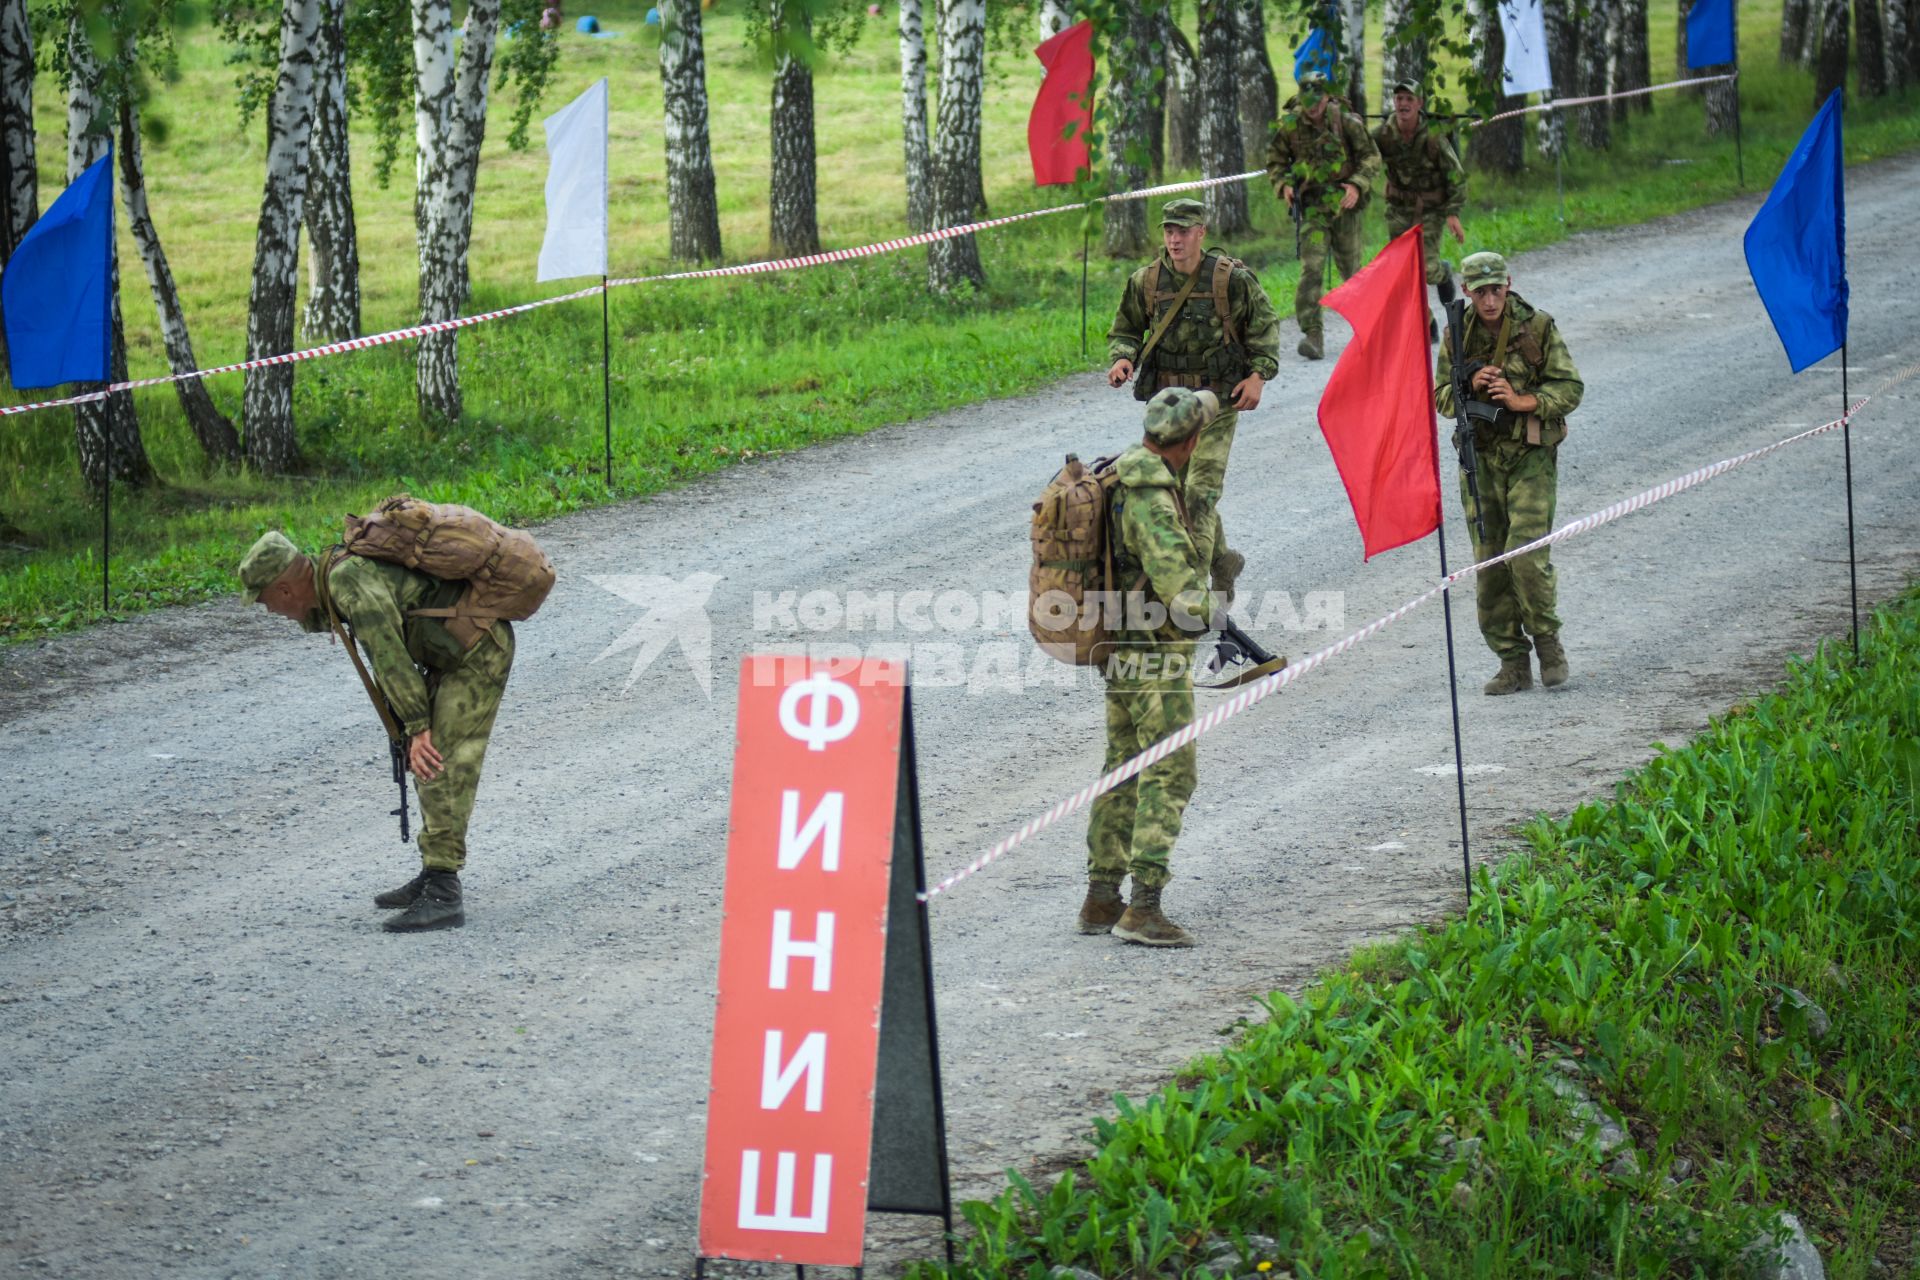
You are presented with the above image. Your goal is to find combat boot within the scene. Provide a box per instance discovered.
[1076,880,1125,935]
[1483,657,1533,696]
[373,869,429,909]
[382,870,464,932]
[1437,265,1457,308]
[1297,333,1324,361]
[1534,633,1570,688]
[1112,884,1195,948]
[1210,548,1246,609]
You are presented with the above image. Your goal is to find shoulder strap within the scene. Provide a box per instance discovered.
[317,546,405,745]
[1515,308,1551,371]
[1143,260,1160,301]
[1137,264,1205,370]
[1212,254,1239,346]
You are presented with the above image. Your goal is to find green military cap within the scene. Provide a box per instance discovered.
[1142,387,1219,446]
[1460,251,1511,291]
[237,531,302,603]
[1160,197,1208,228]
[1390,77,1423,97]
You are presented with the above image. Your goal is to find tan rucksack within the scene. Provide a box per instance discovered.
[1029,454,1123,666]
[337,494,556,650]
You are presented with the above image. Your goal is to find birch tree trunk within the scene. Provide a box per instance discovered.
[1338,0,1366,109]
[660,0,722,260]
[117,98,241,465]
[1885,0,1911,87]
[926,0,985,292]
[1813,0,1850,105]
[1103,0,1151,257]
[1158,11,1199,174]
[0,0,38,380]
[1469,0,1524,173]
[1196,0,1249,234]
[768,0,818,257]
[1234,0,1278,167]
[412,0,501,423]
[1538,0,1576,159]
[898,0,932,232]
[1610,0,1650,118]
[66,14,153,493]
[1703,0,1740,134]
[302,0,359,342]
[1905,0,1920,84]
[241,0,322,472]
[1855,0,1889,95]
[1575,0,1613,149]
[1039,0,1072,39]
[1780,0,1812,64]
[1381,0,1429,109]
[1800,0,1823,63]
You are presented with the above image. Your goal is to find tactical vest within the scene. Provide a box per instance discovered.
[1446,300,1566,448]
[1136,251,1249,396]
[1377,122,1453,209]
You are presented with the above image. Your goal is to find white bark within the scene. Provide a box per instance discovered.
[1159,10,1199,173]
[0,0,34,258]
[899,0,931,233]
[1538,0,1577,159]
[302,0,360,342]
[661,0,722,260]
[1039,0,1072,40]
[1103,0,1151,257]
[1781,0,1812,64]
[1468,0,1523,172]
[1338,0,1366,108]
[1886,0,1912,88]
[1612,0,1651,116]
[1813,0,1848,105]
[1196,0,1248,234]
[768,0,818,257]
[926,0,985,291]
[1381,0,1429,112]
[1233,0,1278,170]
[1575,0,1613,149]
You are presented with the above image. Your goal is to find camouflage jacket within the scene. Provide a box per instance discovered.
[1108,444,1215,645]
[1435,294,1584,447]
[1107,249,1282,388]
[1371,117,1466,216]
[1265,99,1382,224]
[323,556,478,738]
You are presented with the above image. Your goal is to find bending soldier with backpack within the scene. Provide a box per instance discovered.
[237,497,553,931]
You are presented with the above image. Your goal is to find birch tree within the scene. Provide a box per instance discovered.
[0,0,37,379]
[768,0,818,256]
[1780,0,1812,63]
[1468,0,1523,173]
[1338,0,1365,109]
[1157,9,1199,174]
[661,0,721,259]
[1813,0,1849,105]
[1611,0,1650,117]
[1102,0,1152,257]
[1855,0,1889,95]
[1702,0,1739,134]
[1575,0,1612,149]
[1039,0,1072,38]
[926,0,985,292]
[1886,0,1911,87]
[1381,0,1429,108]
[899,0,931,232]
[302,0,359,341]
[1538,0,1576,159]
[1234,0,1278,168]
[1196,0,1248,234]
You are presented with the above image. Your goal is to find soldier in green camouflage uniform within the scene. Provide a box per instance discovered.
[1265,73,1382,360]
[238,531,517,931]
[1107,197,1281,606]
[1080,387,1221,949]
[1373,78,1467,324]
[1433,253,1584,695]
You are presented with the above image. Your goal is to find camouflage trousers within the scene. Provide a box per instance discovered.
[1087,643,1198,889]
[1461,441,1561,661]
[1384,206,1451,285]
[416,622,516,872]
[1296,209,1366,336]
[1184,405,1239,583]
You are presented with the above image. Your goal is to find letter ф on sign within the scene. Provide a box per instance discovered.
[698,657,953,1270]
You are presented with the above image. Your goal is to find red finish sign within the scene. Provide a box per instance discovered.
[698,657,907,1265]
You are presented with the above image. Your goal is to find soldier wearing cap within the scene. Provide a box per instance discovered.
[237,530,517,931]
[1373,78,1467,333]
[1079,387,1221,949]
[1434,252,1584,694]
[1265,71,1382,360]
[1106,196,1281,611]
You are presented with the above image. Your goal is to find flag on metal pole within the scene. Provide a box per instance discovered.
[1685,0,1736,67]
[1028,19,1093,186]
[1498,0,1554,94]
[1744,90,1846,372]
[537,78,609,282]
[3,150,114,389]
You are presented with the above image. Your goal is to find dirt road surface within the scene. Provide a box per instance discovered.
[5,155,1918,1279]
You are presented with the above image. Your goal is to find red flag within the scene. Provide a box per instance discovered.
[1317,227,1442,560]
[1028,20,1093,186]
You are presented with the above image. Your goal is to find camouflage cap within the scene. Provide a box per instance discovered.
[1160,197,1208,228]
[1390,77,1423,97]
[1142,387,1219,446]
[1460,251,1511,291]
[237,531,302,603]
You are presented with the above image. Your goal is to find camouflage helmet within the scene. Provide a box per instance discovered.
[237,531,302,602]
[1142,387,1219,446]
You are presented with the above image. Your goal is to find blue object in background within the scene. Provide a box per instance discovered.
[645,7,661,23]
[3,149,114,389]
[1686,0,1736,67]
[1744,90,1847,372]
[1293,28,1337,82]
[576,14,599,33]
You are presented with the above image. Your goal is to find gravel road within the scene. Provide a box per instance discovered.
[4,153,1918,1280]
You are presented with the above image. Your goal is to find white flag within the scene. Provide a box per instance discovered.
[1497,0,1553,95]
[537,78,609,282]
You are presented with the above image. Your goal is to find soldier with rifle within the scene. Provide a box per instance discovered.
[1434,253,1585,695]
[1265,71,1382,361]
[1372,78,1467,341]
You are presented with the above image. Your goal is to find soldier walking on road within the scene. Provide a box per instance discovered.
[1434,253,1585,695]
[1106,198,1281,608]
[1080,388,1221,949]
[1373,78,1467,338]
[238,531,517,931]
[1265,72,1382,361]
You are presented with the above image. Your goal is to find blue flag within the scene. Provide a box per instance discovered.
[1293,28,1336,82]
[1744,92,1846,373]
[1686,0,1735,67]
[3,150,114,390]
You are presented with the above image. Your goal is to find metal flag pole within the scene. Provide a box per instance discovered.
[1732,68,1745,190]
[1841,343,1858,655]
[601,276,613,488]
[102,426,110,612]
[1432,438,1474,906]
[1080,223,1090,357]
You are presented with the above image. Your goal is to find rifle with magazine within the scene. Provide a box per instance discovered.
[1444,297,1498,544]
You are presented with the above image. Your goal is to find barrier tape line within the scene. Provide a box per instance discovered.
[920,389,1881,902]
[1482,72,1737,124]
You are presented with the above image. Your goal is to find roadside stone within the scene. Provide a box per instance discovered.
[1605,1149,1642,1179]
[1773,988,1832,1042]
[1741,1212,1824,1280]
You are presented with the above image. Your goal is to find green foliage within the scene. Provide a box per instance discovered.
[909,595,1920,1278]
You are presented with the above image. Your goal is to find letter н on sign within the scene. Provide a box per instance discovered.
[698,657,908,1266]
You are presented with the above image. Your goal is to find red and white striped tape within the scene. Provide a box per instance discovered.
[920,393,1876,901]
[1482,72,1737,125]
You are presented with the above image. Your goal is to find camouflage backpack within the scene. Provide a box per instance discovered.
[1028,454,1123,666]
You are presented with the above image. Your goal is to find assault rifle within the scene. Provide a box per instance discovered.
[1443,297,1500,545]
[1201,615,1288,691]
[388,733,412,843]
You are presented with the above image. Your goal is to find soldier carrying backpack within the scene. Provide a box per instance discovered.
[237,496,554,932]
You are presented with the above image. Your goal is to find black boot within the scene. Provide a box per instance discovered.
[373,870,430,909]
[382,870,464,932]
[1437,267,1457,308]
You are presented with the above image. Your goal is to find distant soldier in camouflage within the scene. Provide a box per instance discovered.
[1107,197,1281,608]
[1080,388,1222,948]
[1373,78,1467,336]
[1265,72,1382,360]
[238,531,517,930]
[1434,253,1584,694]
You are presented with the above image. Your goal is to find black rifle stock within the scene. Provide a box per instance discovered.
[388,734,412,843]
[1202,614,1288,690]
[1444,298,1498,546]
